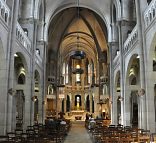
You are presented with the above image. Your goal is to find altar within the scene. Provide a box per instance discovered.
[67,110,85,121]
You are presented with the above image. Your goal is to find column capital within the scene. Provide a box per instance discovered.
[138,88,145,96]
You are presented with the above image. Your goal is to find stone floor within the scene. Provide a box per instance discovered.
[63,121,93,143]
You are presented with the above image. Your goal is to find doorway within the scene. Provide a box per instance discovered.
[62,99,64,112]
[66,95,70,112]
[86,95,90,112]
[75,95,81,110]
[92,96,94,113]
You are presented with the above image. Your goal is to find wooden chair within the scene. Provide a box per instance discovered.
[26,129,36,142]
[106,134,120,143]
[138,130,151,143]
[27,126,34,130]
[119,132,132,143]
[130,128,143,142]
[7,132,16,142]
[0,136,9,143]
[92,127,103,143]
[21,132,27,143]
[15,129,23,142]
[151,133,156,142]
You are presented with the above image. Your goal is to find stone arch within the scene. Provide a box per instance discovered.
[14,52,28,73]
[112,0,122,20]
[124,54,140,126]
[14,52,29,129]
[14,52,28,84]
[125,53,140,88]
[148,33,156,73]
[44,3,110,42]
[125,54,139,81]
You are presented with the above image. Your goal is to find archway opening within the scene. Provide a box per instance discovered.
[14,52,27,128]
[75,95,81,110]
[86,95,90,112]
[66,95,70,112]
[47,6,109,120]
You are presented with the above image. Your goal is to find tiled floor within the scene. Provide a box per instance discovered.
[63,121,93,143]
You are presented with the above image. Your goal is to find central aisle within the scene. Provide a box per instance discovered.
[64,121,93,143]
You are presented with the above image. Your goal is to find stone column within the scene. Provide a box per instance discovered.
[21,0,44,125]
[138,93,146,128]
[81,92,85,110]
[71,94,75,110]
[145,83,156,132]
[135,0,147,129]
[64,96,66,113]
[124,88,131,126]
[113,92,119,125]
[41,43,46,124]
[93,87,99,118]
[38,90,42,124]
[108,42,117,124]
[23,75,32,129]
[117,21,125,126]
[57,99,62,113]
[5,0,19,133]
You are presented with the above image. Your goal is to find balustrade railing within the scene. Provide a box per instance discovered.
[144,0,156,28]
[0,0,10,25]
[124,25,138,54]
[16,22,31,53]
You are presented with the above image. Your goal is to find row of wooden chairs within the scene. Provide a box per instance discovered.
[89,124,156,143]
[0,120,71,143]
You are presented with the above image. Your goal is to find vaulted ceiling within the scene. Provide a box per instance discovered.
[46,0,111,65]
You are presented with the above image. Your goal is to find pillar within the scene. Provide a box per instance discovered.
[6,0,19,133]
[108,42,118,124]
[135,0,147,129]
[64,96,66,113]
[117,21,125,126]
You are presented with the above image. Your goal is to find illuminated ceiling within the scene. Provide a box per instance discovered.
[48,7,108,64]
